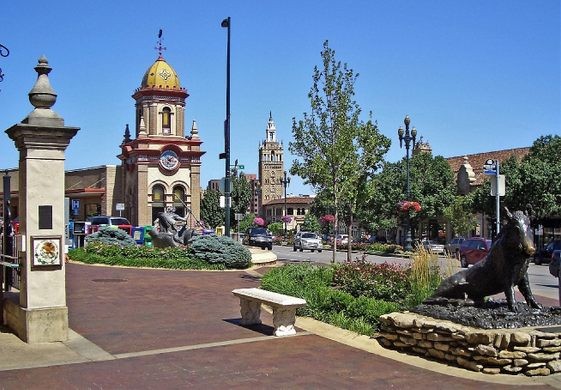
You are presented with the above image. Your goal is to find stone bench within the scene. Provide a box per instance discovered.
[232,288,307,337]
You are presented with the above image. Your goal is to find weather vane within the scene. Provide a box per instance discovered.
[0,43,9,85]
[155,29,166,58]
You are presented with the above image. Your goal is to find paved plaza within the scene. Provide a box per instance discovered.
[1,262,561,389]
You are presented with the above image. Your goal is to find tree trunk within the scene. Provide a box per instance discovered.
[347,213,352,262]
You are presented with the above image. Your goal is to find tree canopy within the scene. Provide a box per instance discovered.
[200,188,223,229]
[290,40,390,261]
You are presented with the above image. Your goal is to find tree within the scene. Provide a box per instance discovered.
[300,213,321,233]
[362,152,455,242]
[200,189,223,229]
[267,222,284,236]
[290,40,390,262]
[230,171,252,227]
[443,196,477,237]
[237,213,255,233]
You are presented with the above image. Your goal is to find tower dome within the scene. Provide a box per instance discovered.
[141,56,182,90]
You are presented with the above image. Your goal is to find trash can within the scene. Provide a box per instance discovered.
[143,225,153,247]
[131,226,145,245]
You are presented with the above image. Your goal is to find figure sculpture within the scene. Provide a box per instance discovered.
[150,206,194,248]
[426,208,540,312]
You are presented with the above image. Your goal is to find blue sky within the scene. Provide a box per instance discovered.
[1,1,559,196]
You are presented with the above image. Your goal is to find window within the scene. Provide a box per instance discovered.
[287,208,294,215]
[162,107,171,134]
[173,186,186,217]
[152,184,165,206]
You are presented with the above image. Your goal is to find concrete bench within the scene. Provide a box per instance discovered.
[232,288,307,337]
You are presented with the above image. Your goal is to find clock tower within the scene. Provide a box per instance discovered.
[258,112,284,208]
[118,36,204,226]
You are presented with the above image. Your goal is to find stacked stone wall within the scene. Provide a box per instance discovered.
[379,312,561,376]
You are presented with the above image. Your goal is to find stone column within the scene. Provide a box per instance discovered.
[4,56,79,343]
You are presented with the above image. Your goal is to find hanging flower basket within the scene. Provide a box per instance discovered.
[253,217,265,227]
[397,201,421,213]
[281,215,292,223]
[320,214,335,225]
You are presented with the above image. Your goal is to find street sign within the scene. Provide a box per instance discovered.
[235,213,244,221]
[71,199,80,210]
[490,175,506,196]
[116,203,125,211]
[483,159,497,175]
[238,165,245,170]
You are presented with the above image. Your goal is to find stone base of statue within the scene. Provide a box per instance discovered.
[377,306,561,376]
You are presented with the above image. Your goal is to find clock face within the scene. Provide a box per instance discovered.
[159,150,179,171]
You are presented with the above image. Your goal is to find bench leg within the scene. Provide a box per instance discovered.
[239,299,262,326]
[272,307,297,337]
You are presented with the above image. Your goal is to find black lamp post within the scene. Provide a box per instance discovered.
[221,17,231,237]
[280,171,291,236]
[398,115,417,252]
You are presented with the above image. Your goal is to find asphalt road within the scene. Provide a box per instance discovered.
[271,244,561,304]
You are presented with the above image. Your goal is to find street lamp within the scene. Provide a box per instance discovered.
[221,17,231,237]
[398,115,417,252]
[280,170,291,236]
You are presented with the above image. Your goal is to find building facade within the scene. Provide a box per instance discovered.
[258,113,285,206]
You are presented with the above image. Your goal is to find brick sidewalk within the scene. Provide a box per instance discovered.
[0,263,555,389]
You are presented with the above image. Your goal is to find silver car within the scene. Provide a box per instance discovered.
[293,232,323,252]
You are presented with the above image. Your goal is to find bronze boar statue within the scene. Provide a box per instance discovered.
[426,208,539,312]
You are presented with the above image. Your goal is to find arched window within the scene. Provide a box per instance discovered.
[151,184,166,222]
[173,186,186,217]
[162,107,171,134]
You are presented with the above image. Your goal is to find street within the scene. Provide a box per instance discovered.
[270,245,561,304]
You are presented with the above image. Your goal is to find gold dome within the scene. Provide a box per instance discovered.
[141,57,182,89]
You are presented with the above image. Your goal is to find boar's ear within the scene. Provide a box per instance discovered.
[504,206,513,220]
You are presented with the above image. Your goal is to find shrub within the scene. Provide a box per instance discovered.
[85,226,136,247]
[69,243,223,270]
[405,246,447,306]
[367,242,402,254]
[188,235,251,268]
[332,259,411,303]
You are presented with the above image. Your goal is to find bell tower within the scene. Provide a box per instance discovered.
[118,32,204,227]
[258,112,284,206]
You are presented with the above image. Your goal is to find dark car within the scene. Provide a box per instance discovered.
[459,237,492,268]
[246,227,273,250]
[534,239,561,265]
[446,237,465,259]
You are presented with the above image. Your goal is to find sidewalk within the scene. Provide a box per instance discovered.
[0,262,560,389]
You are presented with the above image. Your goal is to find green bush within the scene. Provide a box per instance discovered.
[69,243,224,270]
[260,264,399,335]
[188,235,251,269]
[367,242,402,254]
[332,260,411,303]
[85,226,136,247]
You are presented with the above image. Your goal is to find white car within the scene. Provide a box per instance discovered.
[293,232,323,252]
[420,239,446,255]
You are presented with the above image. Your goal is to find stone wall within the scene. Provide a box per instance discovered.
[378,312,561,376]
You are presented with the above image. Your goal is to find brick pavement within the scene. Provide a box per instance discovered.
[0,262,558,389]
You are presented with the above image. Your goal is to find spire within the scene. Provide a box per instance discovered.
[24,55,63,126]
[122,123,131,144]
[138,116,147,137]
[155,29,167,59]
[190,120,199,139]
[266,112,276,142]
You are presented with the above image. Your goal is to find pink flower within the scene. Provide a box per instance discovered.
[281,215,292,223]
[253,217,265,226]
[397,201,421,213]
[320,214,335,224]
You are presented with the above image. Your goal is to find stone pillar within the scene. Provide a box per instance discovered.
[4,56,79,343]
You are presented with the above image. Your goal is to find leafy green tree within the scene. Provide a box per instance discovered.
[290,40,390,262]
[443,196,477,237]
[267,222,284,236]
[504,135,561,222]
[200,189,224,229]
[300,213,321,233]
[238,213,255,233]
[230,172,252,227]
[362,152,455,241]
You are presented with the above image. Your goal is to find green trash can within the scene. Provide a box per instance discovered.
[144,225,153,247]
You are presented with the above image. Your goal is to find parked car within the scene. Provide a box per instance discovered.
[446,237,465,259]
[330,234,349,246]
[293,231,323,252]
[548,250,561,277]
[420,239,446,255]
[459,237,492,268]
[245,227,273,250]
[534,239,561,265]
[87,215,132,234]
